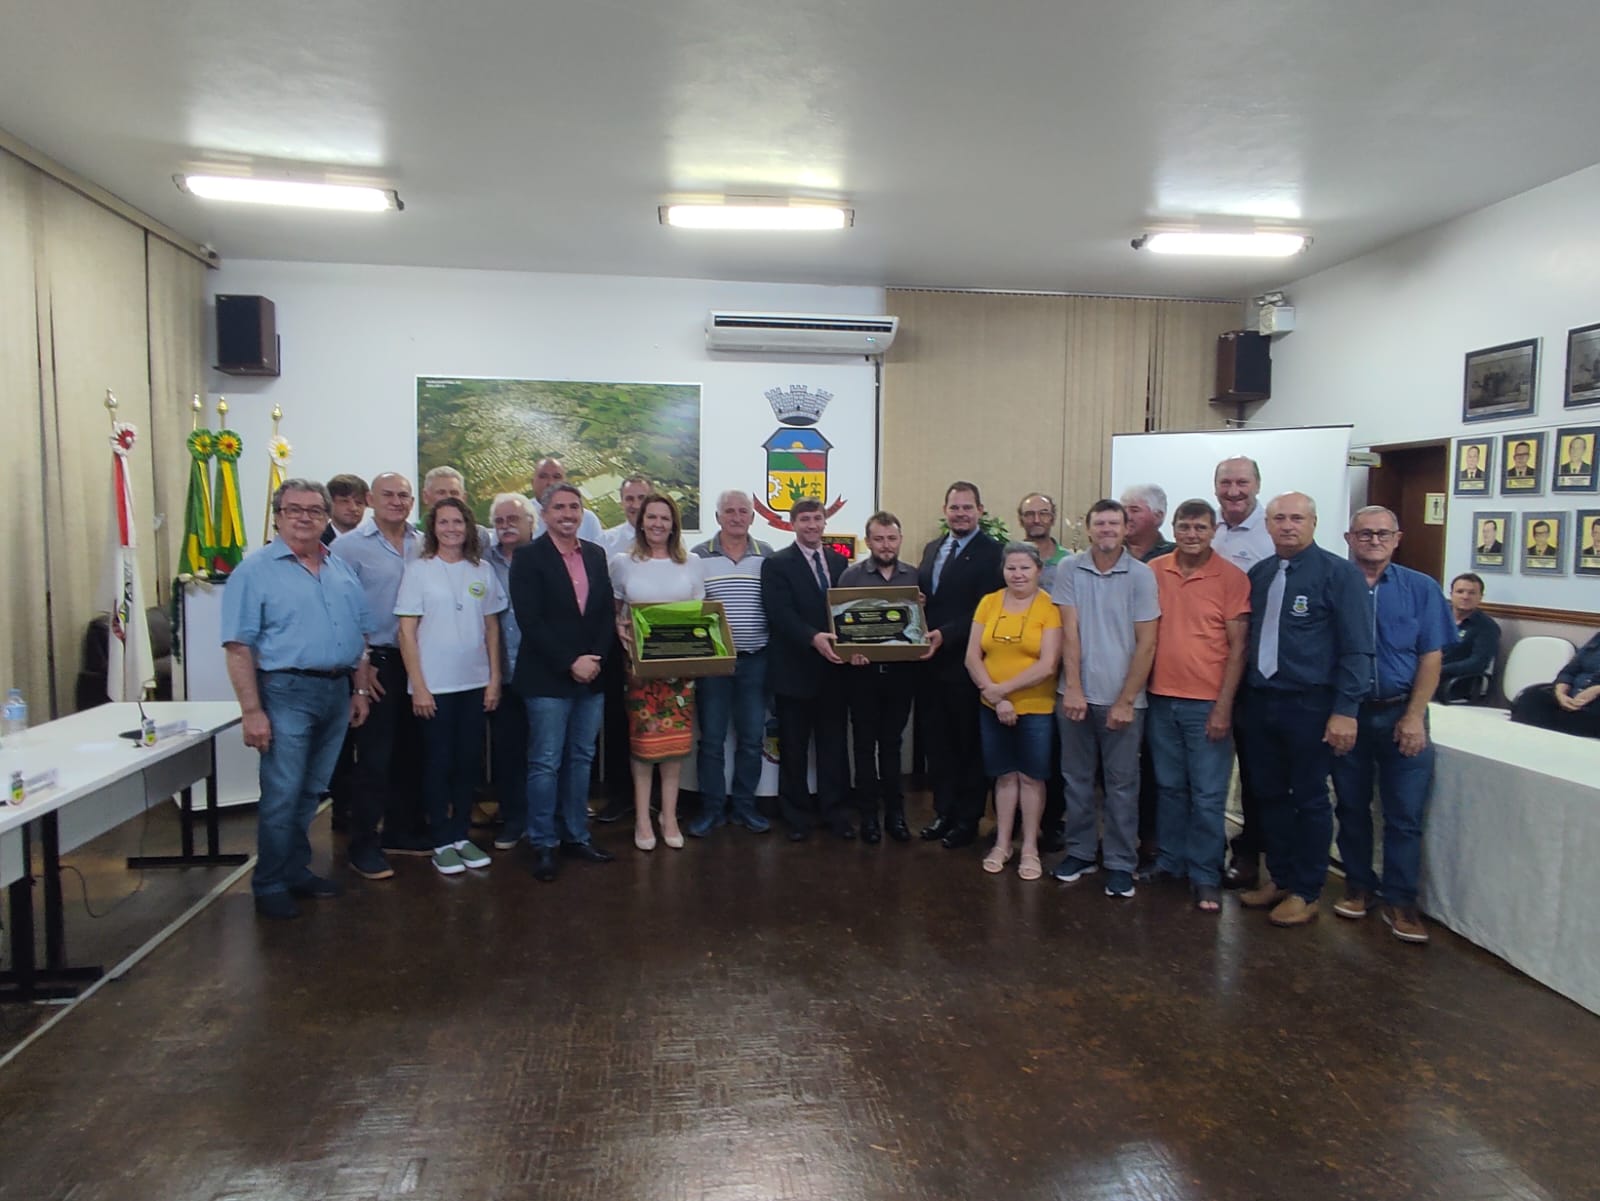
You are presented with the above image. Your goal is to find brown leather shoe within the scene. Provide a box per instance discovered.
[1239,883,1288,910]
[1269,895,1319,926]
[1332,890,1372,920]
[1383,905,1430,944]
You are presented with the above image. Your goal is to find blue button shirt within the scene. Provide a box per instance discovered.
[486,539,525,673]
[1556,631,1600,692]
[1246,543,1375,717]
[221,540,374,671]
[1367,562,1456,698]
[329,516,422,646]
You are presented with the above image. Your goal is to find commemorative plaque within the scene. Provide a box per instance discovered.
[827,586,930,662]
[629,601,737,678]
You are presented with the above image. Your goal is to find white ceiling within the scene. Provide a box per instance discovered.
[4,0,1599,298]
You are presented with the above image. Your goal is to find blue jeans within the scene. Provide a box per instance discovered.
[1330,703,1434,906]
[695,649,767,823]
[1147,695,1235,887]
[254,673,350,896]
[1058,705,1143,872]
[421,689,485,847]
[1239,689,1335,901]
[523,692,604,848]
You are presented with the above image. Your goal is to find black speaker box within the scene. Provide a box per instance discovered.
[1214,330,1270,401]
[215,295,280,376]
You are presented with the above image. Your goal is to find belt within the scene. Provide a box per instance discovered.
[1366,695,1409,707]
[368,645,400,658]
[266,667,354,680]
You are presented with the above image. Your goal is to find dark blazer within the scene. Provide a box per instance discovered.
[509,536,614,698]
[918,530,1004,683]
[761,542,847,699]
[1476,540,1504,555]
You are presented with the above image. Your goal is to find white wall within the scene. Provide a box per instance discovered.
[1265,163,1600,606]
[203,261,884,544]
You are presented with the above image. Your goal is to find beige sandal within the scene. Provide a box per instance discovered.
[982,845,1013,873]
[1017,853,1042,881]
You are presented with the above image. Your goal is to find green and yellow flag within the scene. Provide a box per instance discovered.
[181,428,216,575]
[211,428,247,572]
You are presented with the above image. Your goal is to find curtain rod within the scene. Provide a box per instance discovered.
[887,286,1243,304]
[1,128,221,270]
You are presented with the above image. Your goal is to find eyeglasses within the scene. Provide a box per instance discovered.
[1351,530,1397,543]
[990,614,1027,645]
[1019,509,1055,521]
[277,505,328,520]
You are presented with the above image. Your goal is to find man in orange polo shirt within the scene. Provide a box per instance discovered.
[1143,499,1250,912]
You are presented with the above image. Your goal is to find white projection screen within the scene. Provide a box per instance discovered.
[1109,425,1354,555]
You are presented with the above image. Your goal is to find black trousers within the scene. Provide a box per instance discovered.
[847,665,916,822]
[1042,713,1065,836]
[775,681,850,833]
[1511,683,1600,738]
[348,649,424,853]
[1229,687,1264,864]
[600,648,631,805]
[921,675,987,825]
[488,690,530,834]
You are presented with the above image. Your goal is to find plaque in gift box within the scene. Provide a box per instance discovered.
[827,586,930,662]
[629,600,737,679]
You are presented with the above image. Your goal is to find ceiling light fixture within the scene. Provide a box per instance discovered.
[176,174,402,212]
[660,199,852,231]
[1132,230,1310,257]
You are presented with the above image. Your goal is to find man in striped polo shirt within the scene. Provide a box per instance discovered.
[688,489,776,836]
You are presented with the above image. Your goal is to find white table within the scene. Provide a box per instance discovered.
[0,701,243,1002]
[1423,704,1600,1015]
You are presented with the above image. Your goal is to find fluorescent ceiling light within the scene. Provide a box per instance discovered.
[177,174,400,212]
[660,201,851,231]
[1136,230,1310,257]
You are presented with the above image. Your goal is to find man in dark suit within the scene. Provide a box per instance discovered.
[1457,445,1484,483]
[916,481,1005,848]
[761,497,853,840]
[1505,441,1536,481]
[1475,519,1503,555]
[509,482,616,881]
[1559,435,1593,477]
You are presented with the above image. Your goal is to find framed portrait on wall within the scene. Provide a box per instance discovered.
[1574,511,1600,576]
[1520,511,1566,575]
[1552,425,1600,494]
[1499,431,1546,496]
[1463,338,1539,423]
[1452,437,1494,495]
[1565,323,1600,409]
[1469,511,1510,573]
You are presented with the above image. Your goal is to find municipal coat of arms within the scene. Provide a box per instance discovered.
[754,385,848,530]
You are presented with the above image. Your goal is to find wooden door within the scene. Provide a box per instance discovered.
[1366,442,1449,582]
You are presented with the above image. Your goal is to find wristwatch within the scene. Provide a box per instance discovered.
[355,688,371,697]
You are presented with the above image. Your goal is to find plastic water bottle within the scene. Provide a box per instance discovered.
[2,688,27,737]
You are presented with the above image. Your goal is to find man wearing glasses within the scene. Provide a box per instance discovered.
[223,480,375,919]
[1328,507,1454,944]
[330,472,426,880]
[1018,493,1069,591]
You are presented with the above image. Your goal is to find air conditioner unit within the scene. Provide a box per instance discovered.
[705,311,899,355]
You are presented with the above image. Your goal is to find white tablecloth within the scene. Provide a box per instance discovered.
[1423,704,1600,1015]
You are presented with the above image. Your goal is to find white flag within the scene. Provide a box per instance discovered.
[107,422,156,702]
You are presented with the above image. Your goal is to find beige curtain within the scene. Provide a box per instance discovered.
[884,290,1240,549]
[0,146,204,718]
[0,153,52,714]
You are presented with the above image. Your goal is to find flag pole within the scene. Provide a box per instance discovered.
[105,389,156,702]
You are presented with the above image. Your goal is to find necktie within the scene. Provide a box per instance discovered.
[932,536,956,594]
[811,550,830,594]
[1258,559,1288,678]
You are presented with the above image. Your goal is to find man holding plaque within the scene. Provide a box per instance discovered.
[917,482,1005,849]
[762,497,853,840]
[838,510,922,844]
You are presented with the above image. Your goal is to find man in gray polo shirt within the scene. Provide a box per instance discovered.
[1049,498,1160,899]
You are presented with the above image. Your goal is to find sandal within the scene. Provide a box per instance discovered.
[1194,883,1221,913]
[982,845,1013,873]
[1017,853,1042,881]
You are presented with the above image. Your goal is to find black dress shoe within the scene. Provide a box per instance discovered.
[530,847,560,881]
[860,821,882,845]
[920,815,955,841]
[940,821,978,849]
[288,874,342,900]
[830,822,857,841]
[592,799,631,824]
[885,815,911,843]
[787,827,811,842]
[254,892,300,920]
[560,841,615,864]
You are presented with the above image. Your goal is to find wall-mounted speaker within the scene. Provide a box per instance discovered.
[215,295,280,377]
[1214,330,1270,402]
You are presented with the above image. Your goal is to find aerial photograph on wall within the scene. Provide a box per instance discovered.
[416,376,702,528]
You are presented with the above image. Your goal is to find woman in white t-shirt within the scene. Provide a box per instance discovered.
[395,497,508,876]
[611,494,705,852]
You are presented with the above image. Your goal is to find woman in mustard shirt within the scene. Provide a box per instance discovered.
[965,543,1062,880]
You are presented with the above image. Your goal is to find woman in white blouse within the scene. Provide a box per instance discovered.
[610,494,705,851]
[395,497,507,876]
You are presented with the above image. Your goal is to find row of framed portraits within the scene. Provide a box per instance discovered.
[1453,428,1597,497]
[1469,509,1600,576]
[1462,323,1600,423]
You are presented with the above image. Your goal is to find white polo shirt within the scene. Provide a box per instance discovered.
[1212,502,1275,573]
[394,555,508,695]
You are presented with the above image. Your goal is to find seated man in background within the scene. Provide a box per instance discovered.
[1510,631,1600,738]
[1435,573,1500,701]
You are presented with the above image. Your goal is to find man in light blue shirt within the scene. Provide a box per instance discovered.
[223,479,374,920]
[331,471,426,877]
[485,491,537,848]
